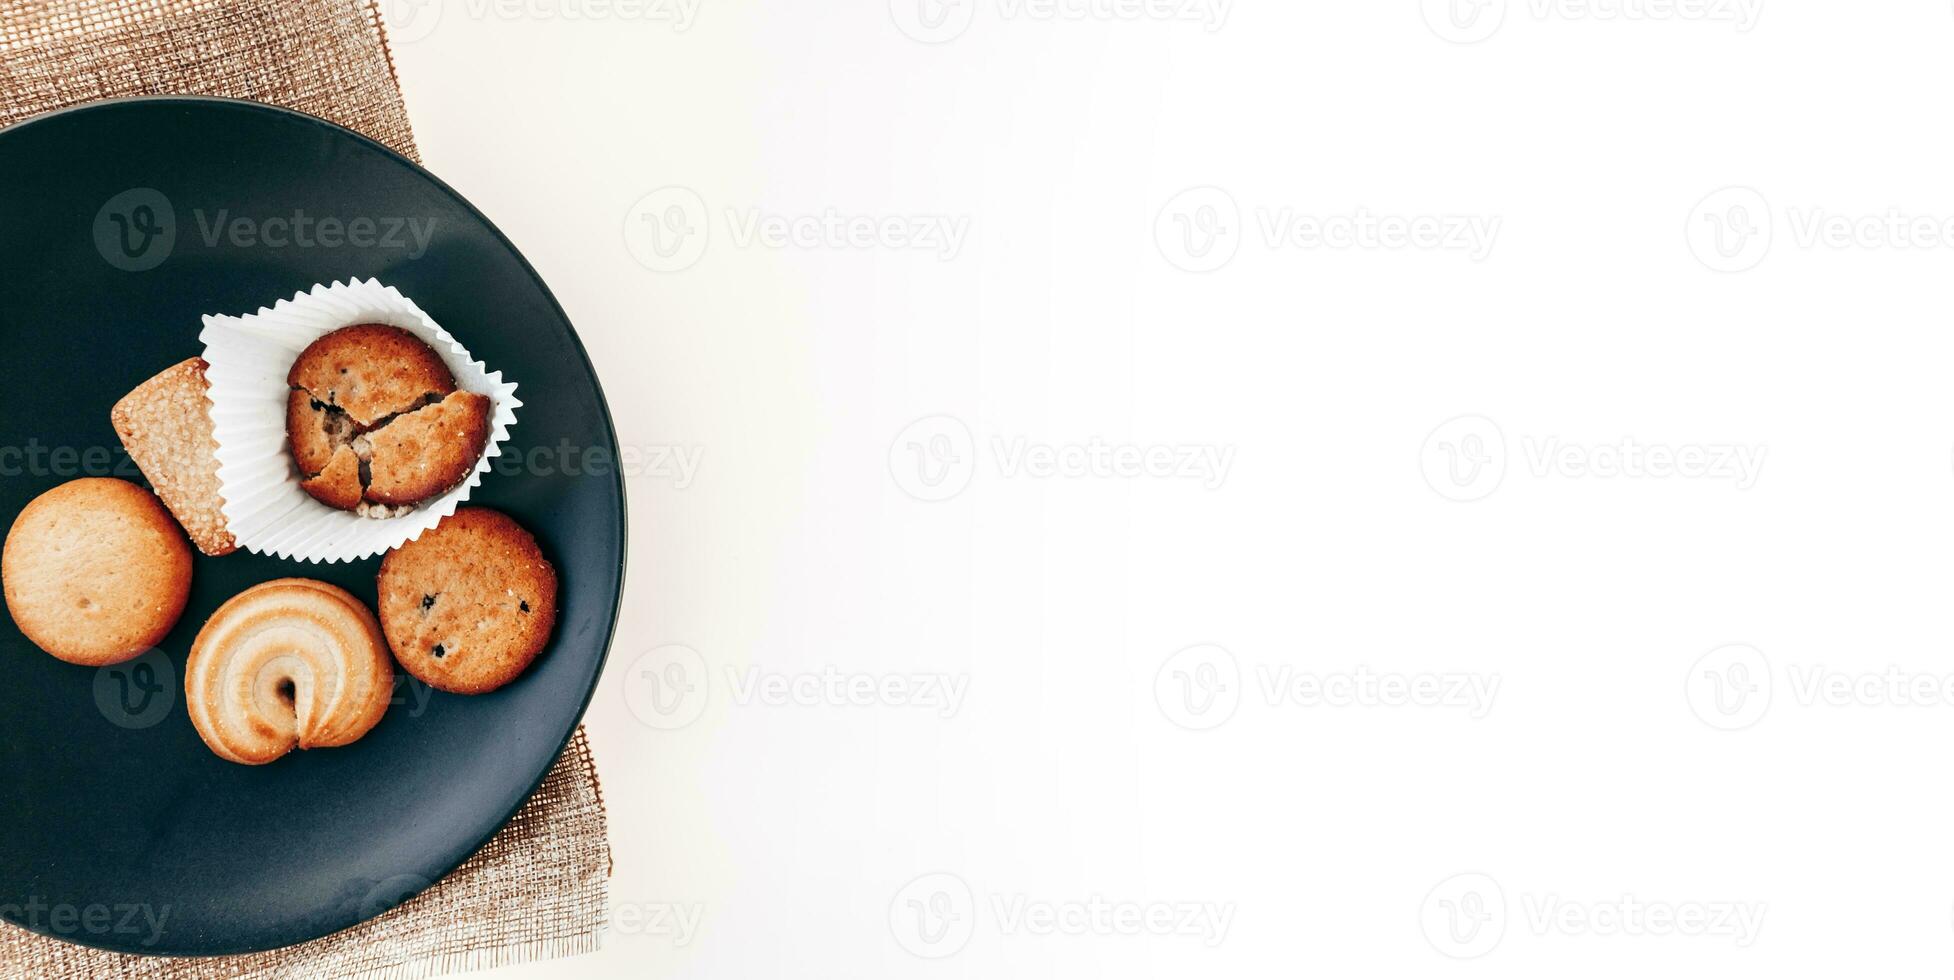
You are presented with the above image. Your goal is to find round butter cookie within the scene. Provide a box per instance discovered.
[185,578,394,765]
[2,478,192,666]
[378,508,556,694]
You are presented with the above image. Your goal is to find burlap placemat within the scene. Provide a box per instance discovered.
[0,2,614,977]
[0,0,419,161]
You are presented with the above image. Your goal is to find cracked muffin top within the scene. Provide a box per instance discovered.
[287,324,457,427]
[285,324,491,517]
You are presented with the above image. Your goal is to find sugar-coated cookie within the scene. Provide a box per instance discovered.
[111,357,236,556]
[377,508,556,694]
[2,478,193,666]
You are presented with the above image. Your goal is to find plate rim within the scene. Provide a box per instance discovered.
[0,93,630,956]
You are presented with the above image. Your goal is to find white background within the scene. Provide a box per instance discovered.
[386,0,1954,975]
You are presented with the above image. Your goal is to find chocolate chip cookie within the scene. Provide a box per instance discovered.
[377,508,556,694]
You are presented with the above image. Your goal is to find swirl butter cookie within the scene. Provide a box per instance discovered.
[2,478,192,666]
[185,578,393,765]
[377,508,556,694]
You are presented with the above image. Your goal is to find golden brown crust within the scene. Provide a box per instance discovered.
[2,479,192,666]
[285,389,340,476]
[185,578,393,765]
[299,446,364,510]
[377,508,557,695]
[286,324,457,427]
[364,392,490,506]
[111,358,236,557]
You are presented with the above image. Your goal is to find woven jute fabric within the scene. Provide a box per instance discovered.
[0,2,613,977]
[0,0,420,162]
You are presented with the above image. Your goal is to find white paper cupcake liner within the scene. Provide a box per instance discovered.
[199,279,522,563]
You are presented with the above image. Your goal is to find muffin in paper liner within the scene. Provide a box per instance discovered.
[198,279,521,563]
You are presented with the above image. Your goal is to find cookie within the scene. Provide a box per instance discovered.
[286,325,490,515]
[111,358,237,556]
[377,508,556,694]
[2,478,193,666]
[186,578,393,765]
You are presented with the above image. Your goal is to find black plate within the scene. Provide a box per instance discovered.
[0,97,625,956]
